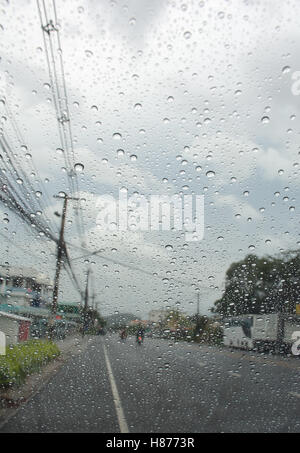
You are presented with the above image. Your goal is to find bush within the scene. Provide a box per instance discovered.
[200,324,224,345]
[0,340,60,388]
[192,322,224,345]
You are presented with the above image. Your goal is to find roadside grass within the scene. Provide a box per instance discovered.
[0,340,60,388]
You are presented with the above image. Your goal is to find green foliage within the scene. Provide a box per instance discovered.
[123,325,139,335]
[154,308,194,340]
[0,340,60,387]
[212,252,300,316]
[161,308,193,328]
[191,315,223,345]
[198,324,223,345]
[81,307,107,334]
[105,313,140,330]
[192,314,209,336]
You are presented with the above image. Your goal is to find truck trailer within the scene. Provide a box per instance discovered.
[223,313,300,353]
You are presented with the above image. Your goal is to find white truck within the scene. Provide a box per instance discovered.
[223,313,300,353]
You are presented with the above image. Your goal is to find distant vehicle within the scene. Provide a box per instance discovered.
[136,334,143,345]
[120,329,127,341]
[223,313,300,352]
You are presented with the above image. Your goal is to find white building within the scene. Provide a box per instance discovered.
[0,265,53,307]
[148,309,168,324]
[0,311,32,345]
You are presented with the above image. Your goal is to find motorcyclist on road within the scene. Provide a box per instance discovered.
[136,327,145,343]
[120,328,127,340]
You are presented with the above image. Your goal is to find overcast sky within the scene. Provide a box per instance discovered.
[0,0,300,318]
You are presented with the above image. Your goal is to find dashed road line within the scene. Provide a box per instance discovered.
[198,361,207,367]
[228,371,241,378]
[289,392,300,399]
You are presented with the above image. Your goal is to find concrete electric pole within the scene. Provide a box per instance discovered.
[49,193,79,340]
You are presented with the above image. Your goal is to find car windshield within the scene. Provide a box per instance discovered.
[0,0,299,437]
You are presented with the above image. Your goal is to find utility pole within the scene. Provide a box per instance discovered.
[196,290,200,332]
[276,281,285,354]
[276,311,285,354]
[82,268,90,337]
[91,292,95,310]
[273,280,285,355]
[193,289,201,339]
[49,193,79,340]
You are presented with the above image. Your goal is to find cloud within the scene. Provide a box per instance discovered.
[214,194,260,220]
[1,0,300,316]
[257,147,294,180]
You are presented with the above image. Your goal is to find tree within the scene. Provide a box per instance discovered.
[159,308,193,339]
[105,313,140,331]
[80,307,106,334]
[190,313,209,337]
[212,252,300,317]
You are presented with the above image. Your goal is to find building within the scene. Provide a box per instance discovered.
[0,265,53,307]
[128,319,148,327]
[0,311,32,345]
[148,309,168,324]
[0,303,80,339]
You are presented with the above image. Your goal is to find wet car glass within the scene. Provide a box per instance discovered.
[0,0,299,435]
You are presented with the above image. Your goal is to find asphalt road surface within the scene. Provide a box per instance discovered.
[1,334,299,433]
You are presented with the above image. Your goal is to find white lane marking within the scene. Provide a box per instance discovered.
[289,392,300,399]
[198,361,207,367]
[228,371,241,378]
[103,344,129,433]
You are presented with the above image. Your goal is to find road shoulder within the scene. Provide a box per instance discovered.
[0,335,93,428]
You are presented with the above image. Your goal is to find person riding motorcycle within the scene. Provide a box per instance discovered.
[136,327,145,343]
[120,328,127,340]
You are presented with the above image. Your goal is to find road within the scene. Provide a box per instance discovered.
[0,334,299,433]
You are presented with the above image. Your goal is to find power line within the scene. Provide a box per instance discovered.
[49,193,80,339]
[36,0,86,244]
[0,230,47,260]
[0,134,59,251]
[0,189,58,243]
[63,244,84,299]
[65,241,216,292]
[2,99,59,235]
[62,260,83,299]
[0,136,42,213]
